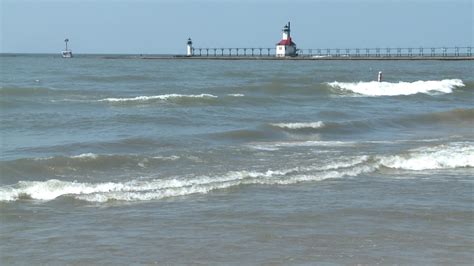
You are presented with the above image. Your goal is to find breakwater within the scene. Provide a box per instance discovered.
[139,46,473,60]
[191,46,472,58]
[94,46,474,60]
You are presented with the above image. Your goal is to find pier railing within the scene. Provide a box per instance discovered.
[191,46,473,58]
[192,47,276,57]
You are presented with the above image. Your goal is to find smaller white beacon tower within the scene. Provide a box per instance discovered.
[61,38,73,58]
[276,22,297,57]
[186,38,193,57]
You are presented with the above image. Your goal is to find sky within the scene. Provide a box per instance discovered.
[1,0,473,54]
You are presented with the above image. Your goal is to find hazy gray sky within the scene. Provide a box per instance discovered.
[1,0,472,54]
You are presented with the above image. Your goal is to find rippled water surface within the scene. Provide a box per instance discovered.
[1,55,473,264]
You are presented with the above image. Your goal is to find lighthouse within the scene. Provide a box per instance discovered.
[61,38,73,58]
[186,38,193,57]
[276,22,297,57]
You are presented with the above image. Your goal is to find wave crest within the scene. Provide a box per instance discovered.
[378,142,474,170]
[98,93,218,103]
[270,121,325,130]
[0,156,372,202]
[1,142,471,203]
[328,79,464,96]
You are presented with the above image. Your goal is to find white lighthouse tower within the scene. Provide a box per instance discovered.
[276,22,297,57]
[186,38,193,57]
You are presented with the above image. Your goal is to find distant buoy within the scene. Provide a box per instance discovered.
[377,71,383,82]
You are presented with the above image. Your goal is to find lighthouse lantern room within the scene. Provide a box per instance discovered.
[276,22,297,57]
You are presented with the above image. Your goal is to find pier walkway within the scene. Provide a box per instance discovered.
[164,46,473,60]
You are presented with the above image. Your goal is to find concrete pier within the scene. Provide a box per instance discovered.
[102,46,473,60]
[139,46,473,60]
[141,55,473,61]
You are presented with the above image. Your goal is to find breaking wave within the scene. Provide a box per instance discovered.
[270,121,325,130]
[98,93,218,103]
[265,108,474,136]
[0,156,373,202]
[378,142,474,170]
[327,79,464,96]
[1,142,472,203]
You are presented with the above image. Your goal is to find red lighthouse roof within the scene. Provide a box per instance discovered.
[277,37,296,46]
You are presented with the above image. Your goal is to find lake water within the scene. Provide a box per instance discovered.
[1,54,473,264]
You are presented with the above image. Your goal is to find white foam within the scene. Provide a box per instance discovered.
[71,153,99,159]
[3,143,471,203]
[0,179,125,201]
[378,142,474,170]
[33,156,54,161]
[271,121,325,129]
[250,145,281,151]
[152,155,180,161]
[272,164,378,185]
[98,94,218,102]
[0,157,373,203]
[249,140,355,150]
[328,79,464,96]
[228,93,244,97]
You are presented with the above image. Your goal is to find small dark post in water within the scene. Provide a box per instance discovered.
[378,71,383,82]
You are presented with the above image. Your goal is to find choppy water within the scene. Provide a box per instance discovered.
[1,54,473,264]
